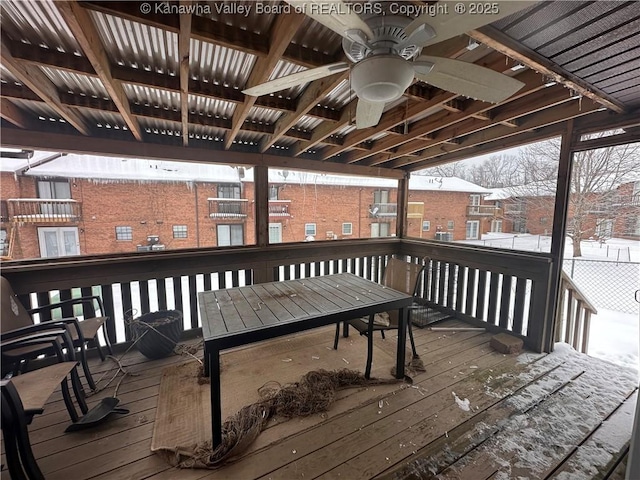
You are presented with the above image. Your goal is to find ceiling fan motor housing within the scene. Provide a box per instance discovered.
[351,55,415,103]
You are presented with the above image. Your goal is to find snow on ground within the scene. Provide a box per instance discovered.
[587,308,639,373]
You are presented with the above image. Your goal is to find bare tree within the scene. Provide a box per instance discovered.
[517,136,640,256]
[417,161,468,179]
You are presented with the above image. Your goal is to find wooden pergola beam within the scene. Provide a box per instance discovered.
[224,12,305,150]
[179,1,192,146]
[260,71,349,152]
[0,36,91,136]
[0,98,33,129]
[56,1,143,141]
[469,26,626,114]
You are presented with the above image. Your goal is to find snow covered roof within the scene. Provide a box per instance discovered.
[485,183,556,200]
[13,152,488,192]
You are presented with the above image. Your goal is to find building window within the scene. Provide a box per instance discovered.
[37,179,71,199]
[447,220,454,230]
[305,223,317,236]
[540,217,549,224]
[422,221,431,231]
[173,225,188,238]
[268,185,279,200]
[342,223,353,235]
[0,228,7,257]
[371,222,390,237]
[373,189,389,204]
[38,227,80,257]
[218,184,241,199]
[217,224,244,246]
[115,226,133,241]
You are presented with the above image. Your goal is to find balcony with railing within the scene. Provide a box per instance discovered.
[6,198,81,223]
[369,203,397,218]
[268,199,291,217]
[208,198,249,219]
[504,203,525,216]
[466,205,503,217]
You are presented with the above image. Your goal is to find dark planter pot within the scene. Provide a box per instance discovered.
[133,310,183,359]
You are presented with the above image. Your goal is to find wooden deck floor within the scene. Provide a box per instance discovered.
[2,319,637,479]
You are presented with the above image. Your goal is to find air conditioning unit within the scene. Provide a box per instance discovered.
[136,245,153,252]
[151,244,165,251]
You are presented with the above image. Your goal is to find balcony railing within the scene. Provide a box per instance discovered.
[268,200,291,217]
[466,205,503,217]
[3,238,555,354]
[208,198,248,218]
[6,198,81,223]
[369,203,397,217]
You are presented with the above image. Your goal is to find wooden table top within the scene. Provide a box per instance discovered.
[198,273,412,348]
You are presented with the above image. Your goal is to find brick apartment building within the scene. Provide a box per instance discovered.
[0,154,493,260]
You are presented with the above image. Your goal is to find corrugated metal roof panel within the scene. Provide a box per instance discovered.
[267,60,308,98]
[334,124,356,137]
[40,67,109,97]
[274,137,297,147]
[81,109,125,129]
[190,39,256,87]
[91,11,179,74]
[320,79,353,109]
[1,1,80,52]
[189,124,227,141]
[123,84,180,109]
[190,96,236,118]
[7,98,59,119]
[139,117,182,139]
[234,131,264,145]
[295,116,323,131]
[292,16,343,55]
[247,107,282,124]
[200,0,277,34]
[0,66,18,83]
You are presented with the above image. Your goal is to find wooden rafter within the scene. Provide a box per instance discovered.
[56,1,143,141]
[79,1,335,69]
[0,36,91,136]
[259,70,349,153]
[469,26,626,114]
[224,12,305,150]
[396,97,604,170]
[179,1,192,146]
[0,98,33,129]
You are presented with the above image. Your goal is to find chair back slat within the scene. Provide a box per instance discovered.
[382,258,424,296]
[1,277,34,333]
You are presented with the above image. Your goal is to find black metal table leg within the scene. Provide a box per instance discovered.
[209,347,222,447]
[395,307,407,379]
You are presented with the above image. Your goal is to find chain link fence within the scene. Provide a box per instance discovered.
[562,259,640,314]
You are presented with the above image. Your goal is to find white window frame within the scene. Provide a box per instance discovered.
[342,223,353,235]
[37,227,80,258]
[305,223,316,236]
[465,221,479,240]
[268,223,283,244]
[447,220,455,230]
[422,220,430,231]
[172,225,188,238]
[115,225,133,241]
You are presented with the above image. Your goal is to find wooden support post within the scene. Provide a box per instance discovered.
[396,174,409,239]
[253,165,270,284]
[543,119,576,352]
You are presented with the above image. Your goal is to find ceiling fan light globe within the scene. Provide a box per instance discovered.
[351,55,414,103]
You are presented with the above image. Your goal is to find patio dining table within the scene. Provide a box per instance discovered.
[198,272,414,446]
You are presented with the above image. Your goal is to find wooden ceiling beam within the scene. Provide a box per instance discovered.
[260,71,349,152]
[346,68,546,165]
[0,98,33,129]
[0,36,92,136]
[79,1,335,69]
[364,84,574,167]
[469,26,626,114]
[224,12,305,150]
[178,1,192,146]
[393,98,604,170]
[0,127,405,180]
[56,1,143,141]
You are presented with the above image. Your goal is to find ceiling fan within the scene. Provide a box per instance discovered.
[243,0,535,129]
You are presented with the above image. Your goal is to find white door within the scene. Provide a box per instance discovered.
[38,227,80,257]
[465,221,479,240]
[268,223,282,243]
[217,224,244,246]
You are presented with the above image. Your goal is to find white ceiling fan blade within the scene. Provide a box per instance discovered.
[414,56,525,103]
[405,1,537,46]
[356,99,385,129]
[285,0,374,41]
[243,62,349,96]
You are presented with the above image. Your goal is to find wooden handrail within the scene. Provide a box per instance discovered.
[554,271,598,354]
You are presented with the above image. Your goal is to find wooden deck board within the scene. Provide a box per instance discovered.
[2,319,636,480]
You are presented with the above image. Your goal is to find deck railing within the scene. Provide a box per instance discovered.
[7,198,81,222]
[207,198,249,218]
[369,203,397,217]
[554,271,598,353]
[2,238,556,353]
[268,200,291,216]
[466,205,503,217]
